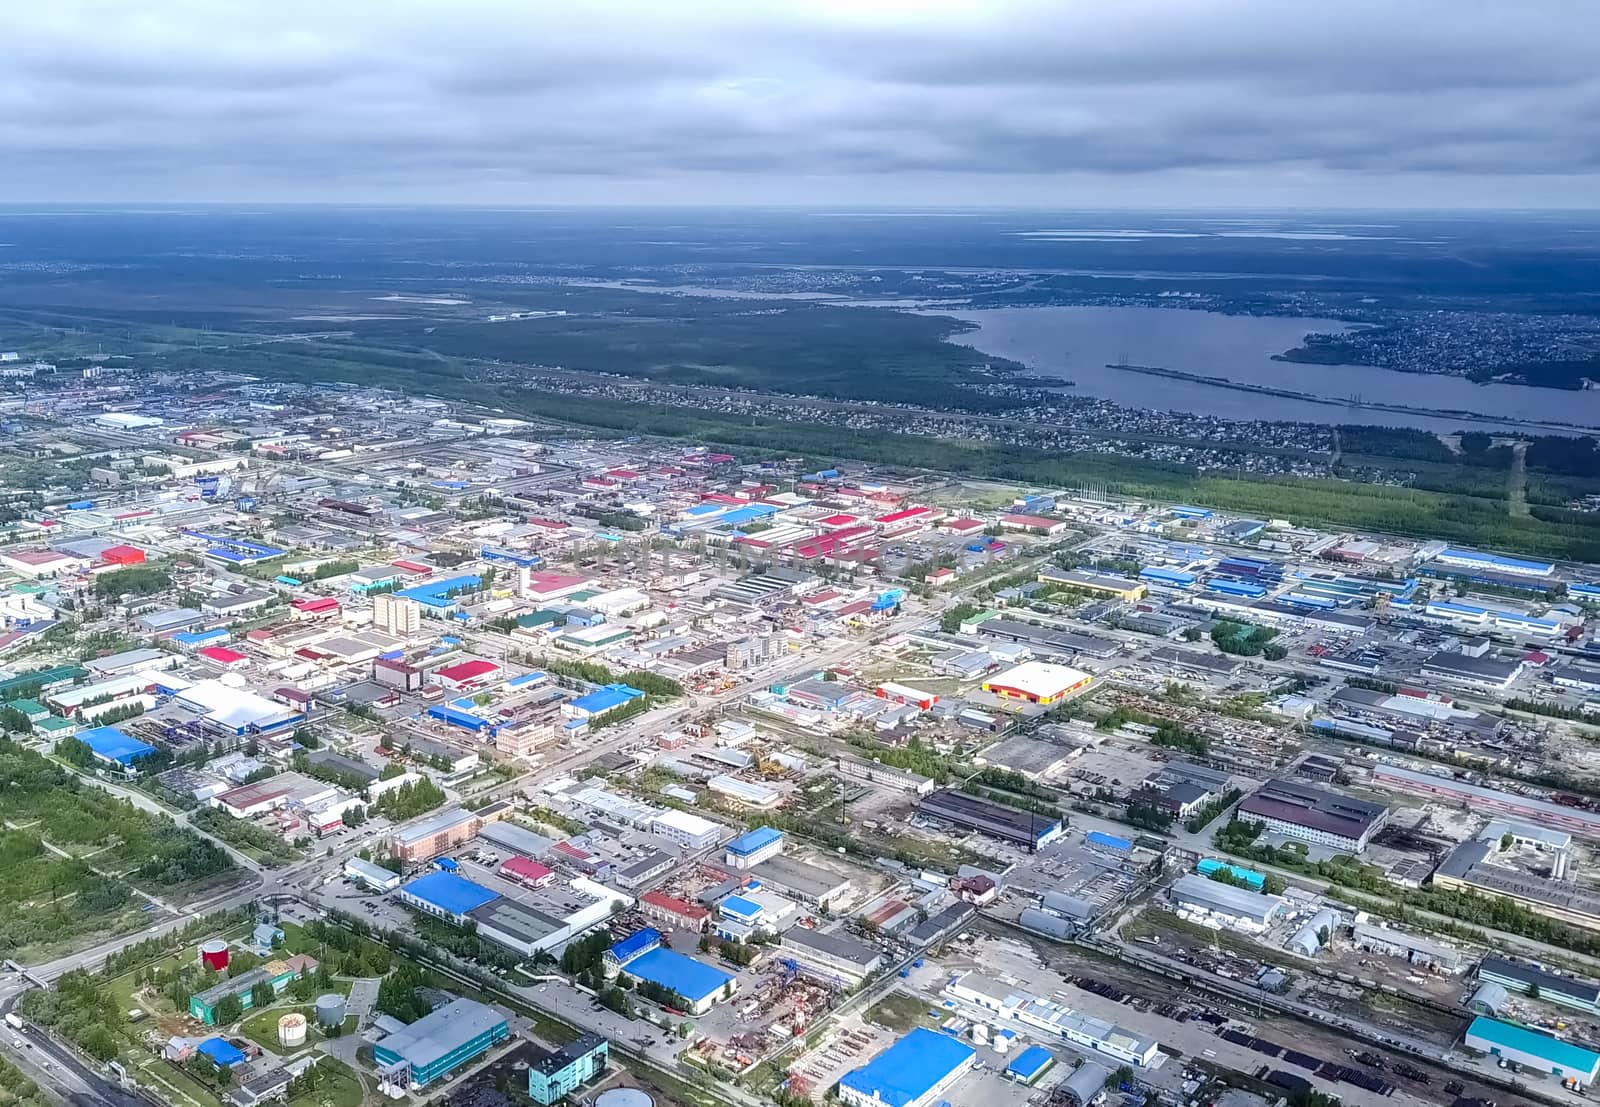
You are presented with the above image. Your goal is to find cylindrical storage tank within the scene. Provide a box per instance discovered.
[278,1013,308,1049]
[596,1091,654,1107]
[314,994,347,1029]
[992,1035,1011,1055]
[200,939,230,972]
[971,1023,989,1044]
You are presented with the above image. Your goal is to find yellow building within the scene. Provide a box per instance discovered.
[1038,569,1147,602]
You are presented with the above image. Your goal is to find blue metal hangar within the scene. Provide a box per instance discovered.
[837,1028,977,1107]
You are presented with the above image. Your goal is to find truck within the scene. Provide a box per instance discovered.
[3,1012,22,1030]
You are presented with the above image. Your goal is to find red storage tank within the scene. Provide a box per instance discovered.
[200,939,230,971]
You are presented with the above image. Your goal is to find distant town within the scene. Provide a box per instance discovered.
[6,369,1600,1107]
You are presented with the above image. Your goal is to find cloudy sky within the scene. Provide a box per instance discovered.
[3,0,1596,207]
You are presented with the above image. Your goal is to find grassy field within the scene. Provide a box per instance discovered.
[287,1058,364,1107]
[862,992,935,1034]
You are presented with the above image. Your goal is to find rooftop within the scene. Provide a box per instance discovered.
[401,871,501,916]
[374,998,507,1072]
[839,1028,975,1107]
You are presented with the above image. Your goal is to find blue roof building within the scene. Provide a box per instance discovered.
[395,574,483,611]
[1464,1016,1600,1085]
[567,684,645,719]
[77,725,156,768]
[838,1028,976,1107]
[197,1038,247,1068]
[1005,1045,1055,1084]
[607,928,662,967]
[724,826,784,869]
[617,948,736,1014]
[1085,830,1132,854]
[727,827,783,856]
[1197,858,1267,891]
[1438,548,1555,577]
[398,872,500,923]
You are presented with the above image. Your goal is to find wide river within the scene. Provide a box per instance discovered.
[934,305,1600,434]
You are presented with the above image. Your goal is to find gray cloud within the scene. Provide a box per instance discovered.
[0,0,1596,205]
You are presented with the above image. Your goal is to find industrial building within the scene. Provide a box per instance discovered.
[1038,568,1147,602]
[1434,839,1600,932]
[343,857,402,892]
[918,789,1064,851]
[780,927,884,988]
[749,854,854,909]
[1463,1017,1600,1086]
[837,1028,977,1107]
[1236,778,1388,852]
[398,871,500,924]
[649,809,723,850]
[1478,957,1600,1015]
[373,998,510,1090]
[526,1034,608,1105]
[608,931,736,1015]
[189,955,317,1024]
[981,660,1094,706]
[1372,764,1600,838]
[724,826,784,869]
[76,724,156,769]
[1006,1046,1057,1086]
[834,755,935,795]
[1419,650,1525,692]
[946,972,1160,1068]
[1351,921,1466,974]
[1170,874,1285,930]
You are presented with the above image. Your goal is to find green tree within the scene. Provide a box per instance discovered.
[214,994,243,1025]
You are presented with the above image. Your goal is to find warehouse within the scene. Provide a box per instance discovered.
[615,946,736,1014]
[639,890,711,932]
[918,789,1064,851]
[1350,921,1466,974]
[649,809,723,851]
[982,660,1093,706]
[1038,568,1147,602]
[1236,779,1388,852]
[563,683,645,721]
[781,927,883,988]
[1478,957,1600,1015]
[1170,874,1285,929]
[838,1028,977,1107]
[1372,764,1600,838]
[750,855,854,909]
[946,973,1160,1068]
[1419,649,1524,692]
[1006,1046,1057,1086]
[398,871,500,924]
[373,998,510,1090]
[724,827,785,869]
[76,724,156,769]
[1464,1017,1600,1086]
[476,820,554,859]
[1434,548,1554,578]
[174,679,303,736]
[344,857,402,892]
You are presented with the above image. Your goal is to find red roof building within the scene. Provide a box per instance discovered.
[198,645,249,670]
[639,890,710,932]
[500,856,555,888]
[101,544,147,566]
[433,658,501,689]
[943,517,986,534]
[290,596,341,620]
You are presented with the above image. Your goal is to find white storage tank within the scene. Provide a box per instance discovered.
[596,1092,654,1107]
[278,1013,308,1049]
